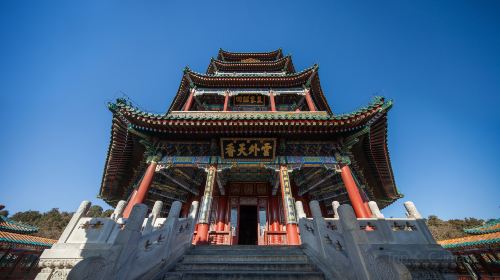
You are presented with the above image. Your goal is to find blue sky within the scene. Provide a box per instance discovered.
[1,1,499,220]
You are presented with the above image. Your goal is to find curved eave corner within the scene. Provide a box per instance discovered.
[99,99,139,206]
[347,97,400,209]
[367,98,401,208]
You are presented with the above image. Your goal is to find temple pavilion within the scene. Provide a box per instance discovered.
[439,219,500,279]
[0,206,56,279]
[100,49,401,246]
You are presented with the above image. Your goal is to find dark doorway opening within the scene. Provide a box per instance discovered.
[239,205,257,245]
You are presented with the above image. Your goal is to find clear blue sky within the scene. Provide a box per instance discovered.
[1,1,499,220]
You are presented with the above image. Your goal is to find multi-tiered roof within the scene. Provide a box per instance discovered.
[0,215,56,249]
[100,49,400,210]
[439,219,500,251]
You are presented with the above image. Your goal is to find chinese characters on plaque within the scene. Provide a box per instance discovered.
[233,94,265,106]
[221,138,276,160]
[280,165,298,224]
[198,165,216,224]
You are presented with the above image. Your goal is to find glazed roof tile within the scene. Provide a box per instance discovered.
[439,232,500,250]
[169,64,332,113]
[218,48,283,61]
[0,231,56,248]
[186,64,315,79]
[100,96,398,208]
[0,215,38,234]
[207,56,295,74]
[463,219,500,234]
[111,96,388,123]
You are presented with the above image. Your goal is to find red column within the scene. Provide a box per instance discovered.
[269,92,276,111]
[304,89,316,112]
[215,196,227,244]
[279,165,300,245]
[223,92,230,111]
[340,165,370,218]
[123,161,158,218]
[197,224,209,244]
[183,88,195,111]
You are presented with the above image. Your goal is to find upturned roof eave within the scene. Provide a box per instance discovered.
[206,56,295,74]
[114,96,388,125]
[217,48,283,61]
[0,232,56,248]
[168,65,328,113]
[439,232,500,250]
[0,216,39,234]
[102,97,394,204]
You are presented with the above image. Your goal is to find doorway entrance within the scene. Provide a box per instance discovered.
[238,205,257,245]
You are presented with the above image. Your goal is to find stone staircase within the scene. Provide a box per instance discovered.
[162,245,325,280]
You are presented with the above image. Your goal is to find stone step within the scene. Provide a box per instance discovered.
[175,262,318,272]
[190,245,300,251]
[163,271,325,280]
[162,246,326,280]
[182,254,309,263]
[187,248,304,256]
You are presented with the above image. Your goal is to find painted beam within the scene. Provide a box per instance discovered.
[158,170,199,195]
[298,171,336,196]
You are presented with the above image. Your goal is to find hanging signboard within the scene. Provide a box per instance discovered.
[220,138,276,161]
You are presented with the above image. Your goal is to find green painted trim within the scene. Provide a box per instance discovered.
[441,238,500,249]
[463,219,500,234]
[110,96,390,122]
[0,216,38,233]
[0,237,53,248]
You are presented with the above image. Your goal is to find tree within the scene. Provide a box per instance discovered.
[87,205,103,217]
[426,215,484,241]
[9,206,113,239]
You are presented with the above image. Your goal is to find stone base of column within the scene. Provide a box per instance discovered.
[286,224,300,245]
[196,223,210,245]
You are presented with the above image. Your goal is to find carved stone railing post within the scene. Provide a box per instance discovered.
[368,201,384,219]
[332,201,340,219]
[403,201,422,219]
[188,201,199,220]
[115,204,148,279]
[295,201,307,219]
[309,201,328,258]
[111,200,127,221]
[404,201,436,244]
[143,201,163,234]
[57,201,91,244]
[337,205,371,280]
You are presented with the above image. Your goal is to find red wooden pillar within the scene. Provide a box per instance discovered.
[279,165,300,245]
[215,196,227,244]
[269,92,276,111]
[340,165,370,218]
[196,165,217,245]
[223,92,230,111]
[183,88,195,111]
[304,88,316,112]
[123,161,158,218]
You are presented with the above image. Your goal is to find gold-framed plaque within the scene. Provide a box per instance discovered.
[233,94,266,106]
[220,138,276,161]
